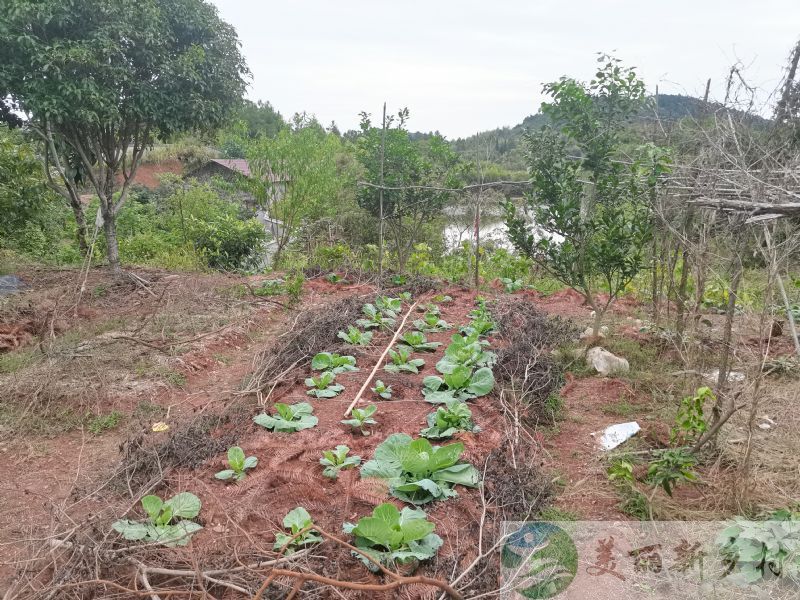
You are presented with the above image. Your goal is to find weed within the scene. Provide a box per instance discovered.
[87,411,123,434]
[155,367,186,387]
[537,507,580,521]
[601,400,638,418]
[0,348,39,374]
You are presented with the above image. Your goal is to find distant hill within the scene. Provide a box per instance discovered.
[443,94,769,171]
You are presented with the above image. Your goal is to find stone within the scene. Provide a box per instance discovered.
[586,346,629,376]
[580,325,609,339]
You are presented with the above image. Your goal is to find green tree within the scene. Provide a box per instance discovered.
[0,0,248,275]
[505,56,667,334]
[246,114,354,265]
[356,109,462,272]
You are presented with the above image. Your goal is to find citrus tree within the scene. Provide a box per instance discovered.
[505,56,668,334]
[0,0,248,275]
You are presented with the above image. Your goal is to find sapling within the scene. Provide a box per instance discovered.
[215,446,258,482]
[253,402,318,432]
[384,345,426,374]
[274,507,322,554]
[112,492,202,547]
[305,370,345,398]
[372,379,392,399]
[341,405,378,436]
[337,326,373,346]
[320,444,361,479]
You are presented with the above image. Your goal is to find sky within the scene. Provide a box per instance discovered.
[210,1,800,139]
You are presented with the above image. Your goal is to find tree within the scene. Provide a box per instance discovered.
[356,109,462,272]
[0,0,249,275]
[247,114,353,265]
[505,56,668,334]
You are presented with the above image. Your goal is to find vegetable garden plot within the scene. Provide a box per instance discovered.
[20,289,566,599]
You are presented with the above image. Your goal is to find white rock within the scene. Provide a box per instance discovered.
[597,422,641,450]
[703,369,745,383]
[586,346,630,375]
[580,325,609,339]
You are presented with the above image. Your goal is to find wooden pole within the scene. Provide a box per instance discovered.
[378,102,386,284]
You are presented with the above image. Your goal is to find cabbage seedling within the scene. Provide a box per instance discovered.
[305,371,345,398]
[436,333,495,374]
[253,402,318,432]
[274,507,322,554]
[311,352,358,374]
[375,295,402,315]
[384,345,425,374]
[423,365,495,404]
[337,326,373,346]
[215,446,258,482]
[343,503,443,571]
[372,379,392,399]
[413,312,452,333]
[112,492,202,547]
[420,400,480,440]
[357,304,396,330]
[399,330,442,352]
[341,405,377,436]
[320,445,361,479]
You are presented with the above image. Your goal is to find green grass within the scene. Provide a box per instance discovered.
[538,507,580,521]
[601,400,639,418]
[156,367,186,387]
[134,400,167,419]
[87,410,123,434]
[0,348,40,374]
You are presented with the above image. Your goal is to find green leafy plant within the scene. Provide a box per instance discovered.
[343,503,443,571]
[460,317,495,338]
[399,330,442,352]
[413,312,452,333]
[360,433,480,505]
[436,333,496,374]
[112,492,202,547]
[717,509,800,584]
[391,275,407,285]
[375,296,402,314]
[432,294,453,304]
[215,446,258,482]
[420,400,480,439]
[423,365,495,404]
[305,371,345,398]
[399,291,412,302]
[671,386,713,444]
[501,277,524,293]
[325,273,346,284]
[372,380,392,399]
[384,345,426,374]
[274,507,322,554]
[607,458,635,485]
[253,278,284,296]
[341,405,378,436]
[254,402,318,432]
[357,304,396,330]
[647,448,697,497]
[311,352,358,374]
[320,445,361,479]
[337,326,373,346]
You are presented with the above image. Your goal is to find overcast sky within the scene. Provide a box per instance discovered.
[211,1,799,139]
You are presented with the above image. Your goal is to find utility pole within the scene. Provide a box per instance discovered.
[378,102,386,283]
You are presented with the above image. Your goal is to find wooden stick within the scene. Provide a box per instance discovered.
[343,300,418,416]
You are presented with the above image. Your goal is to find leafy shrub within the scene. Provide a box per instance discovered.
[274,507,322,554]
[112,492,202,547]
[311,352,358,374]
[343,503,443,570]
[384,346,425,374]
[253,402,318,432]
[341,405,378,436]
[423,365,495,404]
[215,446,258,482]
[646,448,698,496]
[420,400,480,439]
[671,386,713,444]
[320,445,361,479]
[399,330,442,352]
[253,279,285,296]
[361,433,480,505]
[305,371,345,398]
[501,277,524,293]
[372,380,392,399]
[337,326,373,346]
[717,509,800,584]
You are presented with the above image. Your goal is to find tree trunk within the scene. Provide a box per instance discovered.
[69,198,89,256]
[102,207,122,276]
